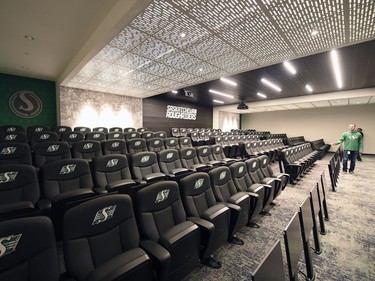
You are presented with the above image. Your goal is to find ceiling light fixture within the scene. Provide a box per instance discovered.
[213,99,224,104]
[199,68,203,72]
[311,30,319,36]
[209,89,234,99]
[305,84,313,92]
[283,61,297,74]
[220,77,237,87]
[257,92,267,98]
[261,78,282,92]
[171,90,178,94]
[180,32,186,38]
[331,50,343,89]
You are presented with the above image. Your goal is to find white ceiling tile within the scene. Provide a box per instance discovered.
[310,100,331,107]
[349,96,372,105]
[369,96,375,104]
[330,99,349,106]
[294,102,316,108]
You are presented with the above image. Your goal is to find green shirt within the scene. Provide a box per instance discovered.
[336,131,363,151]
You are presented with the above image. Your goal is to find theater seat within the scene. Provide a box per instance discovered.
[157,149,189,177]
[127,138,147,154]
[179,172,232,267]
[130,151,165,184]
[147,138,166,152]
[179,147,208,171]
[196,146,221,166]
[29,131,59,151]
[0,164,41,220]
[229,162,265,227]
[61,131,85,148]
[209,166,250,244]
[0,131,27,143]
[101,139,128,155]
[33,141,71,168]
[0,142,32,165]
[0,217,61,281]
[72,140,102,162]
[91,154,136,193]
[86,131,106,142]
[136,181,201,281]
[64,194,159,281]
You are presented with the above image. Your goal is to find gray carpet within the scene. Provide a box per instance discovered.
[183,154,375,281]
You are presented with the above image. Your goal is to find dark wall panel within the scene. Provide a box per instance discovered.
[143,95,213,136]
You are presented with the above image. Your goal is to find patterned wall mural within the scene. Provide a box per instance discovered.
[59,87,142,129]
[218,111,239,131]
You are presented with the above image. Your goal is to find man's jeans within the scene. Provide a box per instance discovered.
[343,150,359,172]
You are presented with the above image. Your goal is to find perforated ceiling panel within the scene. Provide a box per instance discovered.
[62,0,375,99]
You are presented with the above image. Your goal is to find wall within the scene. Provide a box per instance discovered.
[0,73,56,129]
[59,86,142,129]
[241,104,375,154]
[143,95,213,135]
[218,111,240,131]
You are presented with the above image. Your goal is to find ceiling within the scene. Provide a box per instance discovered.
[1,0,375,111]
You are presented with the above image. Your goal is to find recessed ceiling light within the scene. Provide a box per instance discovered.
[209,89,234,99]
[305,84,313,92]
[199,68,203,72]
[171,90,178,94]
[180,32,186,38]
[283,61,297,75]
[24,35,35,41]
[261,78,282,92]
[331,50,343,89]
[213,99,224,104]
[220,77,237,87]
[311,30,319,36]
[257,92,267,98]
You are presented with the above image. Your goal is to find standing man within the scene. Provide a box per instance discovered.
[333,124,363,174]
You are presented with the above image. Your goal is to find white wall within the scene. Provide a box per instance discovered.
[241,104,375,154]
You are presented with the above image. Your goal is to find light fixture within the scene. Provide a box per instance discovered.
[199,68,203,72]
[24,35,35,41]
[311,30,319,36]
[283,61,297,75]
[180,32,186,38]
[171,90,178,94]
[209,89,234,99]
[237,101,248,110]
[261,78,282,92]
[257,92,267,98]
[220,77,237,87]
[305,84,313,92]
[213,99,224,104]
[331,50,343,89]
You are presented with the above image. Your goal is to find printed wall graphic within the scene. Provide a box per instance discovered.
[166,105,197,120]
[9,90,42,118]
[0,73,56,129]
[219,111,240,131]
[59,87,142,129]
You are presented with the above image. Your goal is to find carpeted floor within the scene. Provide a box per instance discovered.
[182,154,375,281]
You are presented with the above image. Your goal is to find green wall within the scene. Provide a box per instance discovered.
[0,73,56,130]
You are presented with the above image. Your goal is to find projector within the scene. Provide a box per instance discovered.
[237,101,248,110]
[183,89,194,98]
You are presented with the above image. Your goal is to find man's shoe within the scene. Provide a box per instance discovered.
[349,171,354,174]
[343,170,347,173]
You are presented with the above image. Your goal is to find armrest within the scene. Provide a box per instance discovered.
[228,192,250,205]
[187,217,214,260]
[140,240,171,281]
[169,168,189,175]
[106,179,136,190]
[143,173,166,183]
[93,187,108,194]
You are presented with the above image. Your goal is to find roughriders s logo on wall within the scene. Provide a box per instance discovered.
[9,90,42,118]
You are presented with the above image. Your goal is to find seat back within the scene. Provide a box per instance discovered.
[0,217,60,281]
[0,131,27,143]
[123,127,136,133]
[137,127,148,132]
[196,146,215,164]
[106,132,124,140]
[61,131,85,147]
[127,138,147,154]
[109,127,123,132]
[74,127,91,135]
[0,125,24,132]
[124,131,141,140]
[92,127,108,133]
[147,138,165,152]
[157,149,183,174]
[245,158,263,183]
[179,137,192,148]
[154,131,167,139]
[130,151,161,180]
[141,131,155,140]
[33,141,71,168]
[0,142,32,165]
[40,158,93,201]
[63,194,152,281]
[229,161,252,192]
[102,139,127,155]
[211,144,227,161]
[86,131,106,141]
[72,140,102,161]
[91,154,132,189]
[164,137,180,149]
[51,126,72,137]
